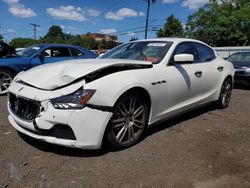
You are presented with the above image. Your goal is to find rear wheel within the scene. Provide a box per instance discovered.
[107,95,148,148]
[217,78,232,109]
[0,69,14,95]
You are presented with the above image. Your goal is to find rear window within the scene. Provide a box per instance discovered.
[51,48,71,57]
[193,42,215,62]
[71,48,84,57]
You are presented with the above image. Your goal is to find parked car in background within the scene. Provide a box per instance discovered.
[7,38,234,150]
[227,52,250,87]
[16,48,26,52]
[0,44,96,94]
[0,41,16,58]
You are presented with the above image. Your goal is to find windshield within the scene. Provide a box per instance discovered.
[227,52,250,63]
[16,45,45,57]
[100,41,173,64]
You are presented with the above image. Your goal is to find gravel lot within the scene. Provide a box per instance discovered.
[0,88,250,188]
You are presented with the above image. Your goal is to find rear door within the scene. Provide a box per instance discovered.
[192,42,222,102]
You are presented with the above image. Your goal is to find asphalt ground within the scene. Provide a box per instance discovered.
[0,88,250,188]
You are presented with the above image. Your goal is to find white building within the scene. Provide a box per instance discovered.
[214,46,250,58]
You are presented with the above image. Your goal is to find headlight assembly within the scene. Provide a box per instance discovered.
[51,89,95,109]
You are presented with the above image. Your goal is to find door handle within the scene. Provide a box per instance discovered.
[195,71,202,77]
[217,66,224,72]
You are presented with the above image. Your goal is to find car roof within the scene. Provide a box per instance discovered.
[32,44,84,49]
[135,37,203,43]
[230,51,250,55]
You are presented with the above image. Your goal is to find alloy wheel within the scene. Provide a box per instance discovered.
[109,96,147,147]
[0,71,13,95]
[219,78,232,108]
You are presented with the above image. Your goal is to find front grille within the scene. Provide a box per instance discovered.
[51,125,76,140]
[9,93,40,121]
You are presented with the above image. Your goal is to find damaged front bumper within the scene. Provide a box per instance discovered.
[7,81,113,150]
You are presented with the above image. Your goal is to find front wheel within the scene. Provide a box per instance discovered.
[107,95,148,149]
[0,69,14,95]
[217,78,232,109]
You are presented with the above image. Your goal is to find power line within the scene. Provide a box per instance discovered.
[30,23,40,40]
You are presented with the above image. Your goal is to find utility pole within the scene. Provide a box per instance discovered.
[144,0,155,39]
[30,23,40,40]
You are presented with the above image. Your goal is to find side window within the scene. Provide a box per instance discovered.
[71,48,84,57]
[51,48,71,57]
[193,42,215,62]
[173,42,199,63]
[43,49,51,57]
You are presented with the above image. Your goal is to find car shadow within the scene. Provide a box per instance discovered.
[233,85,250,90]
[18,103,218,157]
[144,103,217,138]
[18,132,111,157]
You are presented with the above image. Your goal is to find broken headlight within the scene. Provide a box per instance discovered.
[51,89,95,109]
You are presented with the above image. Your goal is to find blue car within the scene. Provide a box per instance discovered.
[0,44,96,94]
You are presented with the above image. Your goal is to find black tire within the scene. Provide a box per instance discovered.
[217,77,232,109]
[107,94,148,149]
[0,69,14,95]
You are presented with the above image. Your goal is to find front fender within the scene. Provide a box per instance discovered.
[0,57,30,73]
[84,69,152,107]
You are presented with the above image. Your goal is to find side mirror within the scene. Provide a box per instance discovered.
[37,53,44,62]
[173,54,194,64]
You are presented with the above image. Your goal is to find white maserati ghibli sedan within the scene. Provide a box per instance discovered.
[7,38,234,149]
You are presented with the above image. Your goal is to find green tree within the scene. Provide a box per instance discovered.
[186,0,250,46]
[41,25,65,43]
[0,34,3,41]
[157,14,184,38]
[9,38,38,48]
[98,39,107,49]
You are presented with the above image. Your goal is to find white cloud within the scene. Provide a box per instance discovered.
[67,26,76,30]
[2,0,37,17]
[6,29,15,33]
[60,25,65,29]
[60,25,76,30]
[47,5,86,21]
[9,5,36,17]
[2,0,18,4]
[162,0,177,3]
[100,28,117,34]
[182,0,209,9]
[127,32,136,36]
[66,30,80,35]
[86,9,101,17]
[105,8,144,20]
[139,11,145,16]
[0,28,16,35]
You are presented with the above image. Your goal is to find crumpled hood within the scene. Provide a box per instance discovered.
[16,58,152,90]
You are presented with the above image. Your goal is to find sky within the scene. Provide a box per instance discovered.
[0,0,209,43]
